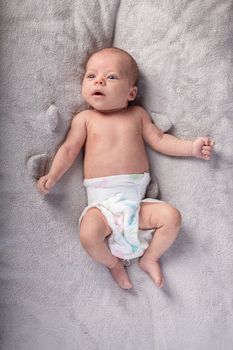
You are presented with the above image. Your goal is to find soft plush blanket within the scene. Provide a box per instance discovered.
[1,1,233,349]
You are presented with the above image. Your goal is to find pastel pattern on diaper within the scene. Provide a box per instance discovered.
[99,193,145,259]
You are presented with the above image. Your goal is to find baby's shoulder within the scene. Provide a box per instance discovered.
[72,109,94,124]
[128,105,150,120]
[69,110,92,131]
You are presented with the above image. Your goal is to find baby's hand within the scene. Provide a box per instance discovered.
[192,137,215,160]
[37,174,56,195]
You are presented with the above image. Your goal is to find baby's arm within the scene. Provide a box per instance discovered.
[37,111,87,194]
[141,109,214,159]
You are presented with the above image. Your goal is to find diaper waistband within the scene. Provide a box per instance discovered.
[83,173,150,205]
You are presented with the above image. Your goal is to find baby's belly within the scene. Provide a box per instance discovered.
[84,148,149,179]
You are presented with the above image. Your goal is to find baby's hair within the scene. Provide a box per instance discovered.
[86,47,139,85]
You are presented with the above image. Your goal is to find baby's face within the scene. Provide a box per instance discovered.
[82,51,137,112]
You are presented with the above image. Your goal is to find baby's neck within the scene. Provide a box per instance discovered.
[89,105,128,115]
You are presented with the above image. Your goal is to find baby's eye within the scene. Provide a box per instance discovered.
[107,75,118,80]
[86,73,95,79]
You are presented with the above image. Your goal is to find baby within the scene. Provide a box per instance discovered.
[37,47,214,290]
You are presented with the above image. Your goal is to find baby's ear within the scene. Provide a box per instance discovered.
[128,86,137,101]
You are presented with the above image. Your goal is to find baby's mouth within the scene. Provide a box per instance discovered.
[92,90,105,96]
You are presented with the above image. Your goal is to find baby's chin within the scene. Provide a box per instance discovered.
[89,103,129,114]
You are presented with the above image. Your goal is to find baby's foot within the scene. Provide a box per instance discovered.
[139,257,164,288]
[109,260,132,290]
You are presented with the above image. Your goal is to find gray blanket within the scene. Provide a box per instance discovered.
[1,1,233,349]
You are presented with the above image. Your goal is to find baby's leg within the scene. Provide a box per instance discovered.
[139,202,181,288]
[79,208,132,289]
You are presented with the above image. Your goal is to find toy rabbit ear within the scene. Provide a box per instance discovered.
[27,154,50,179]
[46,105,60,132]
[150,111,173,133]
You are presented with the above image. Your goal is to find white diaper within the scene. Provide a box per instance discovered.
[79,173,161,260]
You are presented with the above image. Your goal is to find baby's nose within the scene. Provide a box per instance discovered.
[95,77,105,85]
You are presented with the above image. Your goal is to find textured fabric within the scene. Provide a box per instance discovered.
[1,1,233,350]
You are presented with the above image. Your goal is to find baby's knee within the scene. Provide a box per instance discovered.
[172,208,182,228]
[165,205,182,229]
[79,225,94,249]
[79,215,94,249]
[79,209,108,248]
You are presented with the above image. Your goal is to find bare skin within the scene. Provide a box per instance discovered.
[37,48,214,289]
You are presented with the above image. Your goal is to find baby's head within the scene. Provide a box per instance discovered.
[82,47,139,112]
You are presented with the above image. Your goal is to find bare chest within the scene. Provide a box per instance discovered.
[87,114,142,143]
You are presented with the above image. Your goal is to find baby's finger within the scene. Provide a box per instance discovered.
[202,149,211,156]
[203,154,211,160]
[202,145,212,151]
[45,178,54,190]
[37,184,48,195]
[37,179,49,194]
[40,188,50,195]
[202,137,211,146]
[201,149,213,161]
